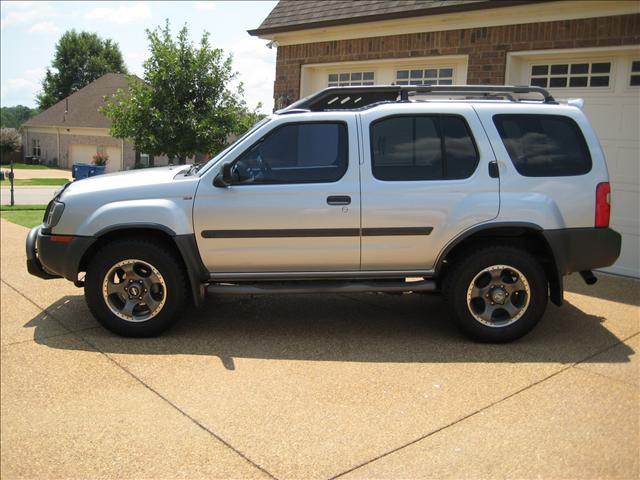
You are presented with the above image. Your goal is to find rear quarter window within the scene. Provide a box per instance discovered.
[493,114,592,177]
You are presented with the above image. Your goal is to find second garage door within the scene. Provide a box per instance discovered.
[508,47,640,278]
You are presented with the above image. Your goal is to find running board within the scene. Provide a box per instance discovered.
[206,279,437,295]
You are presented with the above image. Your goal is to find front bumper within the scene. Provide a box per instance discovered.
[26,225,95,282]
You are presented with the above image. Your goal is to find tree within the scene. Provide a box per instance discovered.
[102,22,248,164]
[0,105,38,129]
[0,128,22,205]
[37,30,127,110]
[0,128,22,157]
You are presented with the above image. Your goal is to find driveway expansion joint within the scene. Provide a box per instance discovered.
[2,278,280,480]
[329,330,640,479]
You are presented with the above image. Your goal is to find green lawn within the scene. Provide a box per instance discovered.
[0,204,48,211]
[0,163,51,170]
[0,209,45,228]
[0,178,68,186]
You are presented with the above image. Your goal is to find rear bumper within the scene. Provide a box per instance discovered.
[26,225,94,282]
[543,227,622,276]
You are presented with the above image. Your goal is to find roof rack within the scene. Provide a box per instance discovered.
[280,85,556,112]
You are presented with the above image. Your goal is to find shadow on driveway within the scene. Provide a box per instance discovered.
[25,291,635,369]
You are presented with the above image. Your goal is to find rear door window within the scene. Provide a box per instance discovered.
[493,114,592,176]
[370,115,479,181]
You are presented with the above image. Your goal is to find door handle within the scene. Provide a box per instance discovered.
[327,195,351,206]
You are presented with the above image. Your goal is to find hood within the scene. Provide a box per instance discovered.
[61,165,191,197]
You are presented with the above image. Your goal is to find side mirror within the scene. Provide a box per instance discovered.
[213,162,233,187]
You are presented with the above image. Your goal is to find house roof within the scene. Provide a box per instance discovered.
[23,73,130,129]
[248,0,533,36]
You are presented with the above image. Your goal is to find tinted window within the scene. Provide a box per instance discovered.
[493,114,591,177]
[370,115,478,181]
[234,122,348,184]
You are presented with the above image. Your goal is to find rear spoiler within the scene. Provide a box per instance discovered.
[557,98,585,110]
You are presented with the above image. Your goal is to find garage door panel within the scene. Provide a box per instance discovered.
[105,146,121,173]
[620,103,640,138]
[69,144,97,164]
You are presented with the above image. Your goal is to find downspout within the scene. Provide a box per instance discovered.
[56,128,60,167]
[121,138,124,171]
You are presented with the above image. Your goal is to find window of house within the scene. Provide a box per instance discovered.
[529,61,612,88]
[234,122,348,184]
[32,139,41,157]
[370,115,478,181]
[395,67,454,86]
[493,114,592,177]
[328,71,374,87]
[630,60,640,86]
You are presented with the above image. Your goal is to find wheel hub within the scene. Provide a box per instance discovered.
[466,264,531,328]
[102,259,167,323]
[490,286,507,304]
[126,282,143,299]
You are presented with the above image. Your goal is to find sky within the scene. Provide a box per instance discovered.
[0,0,278,112]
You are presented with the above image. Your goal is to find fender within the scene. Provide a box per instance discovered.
[76,223,208,307]
[434,221,564,306]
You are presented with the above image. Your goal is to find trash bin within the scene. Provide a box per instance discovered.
[72,163,107,179]
[88,165,106,177]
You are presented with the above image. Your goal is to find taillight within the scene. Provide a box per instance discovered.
[595,182,611,228]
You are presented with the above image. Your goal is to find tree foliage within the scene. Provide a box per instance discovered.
[37,30,127,110]
[0,128,22,161]
[102,22,254,164]
[0,106,38,129]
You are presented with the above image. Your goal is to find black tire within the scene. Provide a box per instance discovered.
[443,244,548,342]
[84,238,187,337]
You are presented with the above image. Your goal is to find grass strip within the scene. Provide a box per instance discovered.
[0,204,48,211]
[0,210,45,228]
[0,163,51,170]
[0,178,68,186]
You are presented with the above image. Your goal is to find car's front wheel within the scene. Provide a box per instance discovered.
[84,238,187,337]
[443,245,548,342]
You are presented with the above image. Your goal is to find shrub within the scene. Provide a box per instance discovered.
[93,152,109,166]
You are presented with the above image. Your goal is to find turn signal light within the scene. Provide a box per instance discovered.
[595,182,611,228]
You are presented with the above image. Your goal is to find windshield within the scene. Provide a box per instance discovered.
[196,117,271,176]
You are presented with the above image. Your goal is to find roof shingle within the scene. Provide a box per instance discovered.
[249,0,528,36]
[23,73,130,129]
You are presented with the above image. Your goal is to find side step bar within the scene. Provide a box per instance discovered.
[206,279,437,295]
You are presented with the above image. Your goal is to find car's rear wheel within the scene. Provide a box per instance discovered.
[84,239,187,337]
[443,245,548,342]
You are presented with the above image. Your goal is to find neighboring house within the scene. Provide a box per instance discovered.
[250,0,640,277]
[21,73,170,172]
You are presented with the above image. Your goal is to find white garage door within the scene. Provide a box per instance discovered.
[105,146,122,173]
[69,144,122,173]
[69,144,97,165]
[509,47,640,278]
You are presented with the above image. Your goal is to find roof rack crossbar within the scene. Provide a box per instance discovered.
[399,85,555,103]
[280,85,556,112]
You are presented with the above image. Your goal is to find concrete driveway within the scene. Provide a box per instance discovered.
[1,218,638,479]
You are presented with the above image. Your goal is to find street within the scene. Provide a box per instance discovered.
[0,186,58,205]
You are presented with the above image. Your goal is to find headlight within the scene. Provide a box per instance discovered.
[44,200,65,228]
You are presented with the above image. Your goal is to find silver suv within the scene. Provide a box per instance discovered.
[26,85,621,342]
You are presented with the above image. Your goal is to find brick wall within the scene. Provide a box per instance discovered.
[274,14,640,103]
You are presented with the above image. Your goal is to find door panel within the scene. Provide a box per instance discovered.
[359,104,499,271]
[194,116,361,273]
